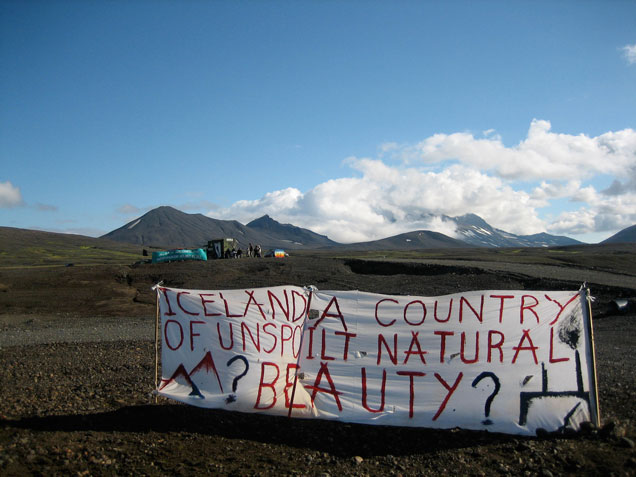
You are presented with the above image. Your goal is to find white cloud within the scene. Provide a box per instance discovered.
[548,188,636,236]
[622,44,636,65]
[117,204,143,215]
[548,209,597,236]
[531,180,582,202]
[210,121,636,243]
[602,165,636,196]
[226,188,303,218]
[0,181,24,208]
[383,120,636,181]
[214,161,545,243]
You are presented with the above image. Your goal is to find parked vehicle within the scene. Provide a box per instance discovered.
[207,238,238,259]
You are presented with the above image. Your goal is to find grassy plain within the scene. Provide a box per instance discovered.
[0,226,146,268]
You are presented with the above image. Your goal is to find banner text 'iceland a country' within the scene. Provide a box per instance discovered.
[156,286,597,436]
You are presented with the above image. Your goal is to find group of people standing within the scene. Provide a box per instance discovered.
[219,242,263,259]
[247,243,262,258]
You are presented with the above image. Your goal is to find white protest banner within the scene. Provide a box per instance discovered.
[157,285,310,414]
[156,286,598,436]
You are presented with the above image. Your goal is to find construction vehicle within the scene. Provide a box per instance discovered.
[207,238,238,259]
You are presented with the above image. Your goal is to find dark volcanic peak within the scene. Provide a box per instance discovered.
[602,224,636,244]
[246,214,278,229]
[101,207,335,250]
[101,206,253,249]
[246,215,337,247]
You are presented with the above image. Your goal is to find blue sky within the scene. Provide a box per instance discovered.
[1,0,635,243]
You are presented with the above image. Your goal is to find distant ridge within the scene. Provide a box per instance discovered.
[246,214,337,248]
[101,206,585,250]
[334,213,582,250]
[334,230,468,250]
[450,214,582,247]
[601,224,636,244]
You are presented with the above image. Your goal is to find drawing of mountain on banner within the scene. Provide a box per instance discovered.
[189,351,224,394]
[160,364,203,398]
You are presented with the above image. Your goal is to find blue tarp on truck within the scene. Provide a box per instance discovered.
[151,248,207,263]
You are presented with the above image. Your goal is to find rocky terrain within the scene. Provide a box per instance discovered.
[1,244,635,476]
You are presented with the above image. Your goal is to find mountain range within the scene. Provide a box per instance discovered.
[100,206,337,250]
[100,206,603,250]
[444,213,583,247]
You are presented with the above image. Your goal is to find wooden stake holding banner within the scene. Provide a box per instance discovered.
[287,287,314,418]
[152,281,164,404]
[585,286,601,427]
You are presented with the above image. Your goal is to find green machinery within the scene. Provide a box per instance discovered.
[207,238,238,259]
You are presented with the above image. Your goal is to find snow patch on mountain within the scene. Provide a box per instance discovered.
[127,219,141,230]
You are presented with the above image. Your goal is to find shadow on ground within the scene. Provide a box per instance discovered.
[1,404,518,458]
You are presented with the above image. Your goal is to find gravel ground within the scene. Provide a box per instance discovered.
[0,315,154,348]
[375,258,636,290]
[1,254,635,476]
